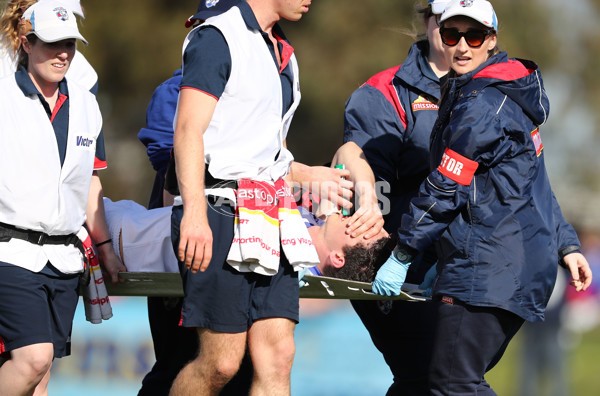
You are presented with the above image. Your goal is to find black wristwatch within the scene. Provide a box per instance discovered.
[393,247,413,264]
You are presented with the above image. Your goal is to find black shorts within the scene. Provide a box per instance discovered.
[171,202,299,333]
[0,262,80,358]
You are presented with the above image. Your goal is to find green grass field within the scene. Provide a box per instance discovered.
[487,325,600,395]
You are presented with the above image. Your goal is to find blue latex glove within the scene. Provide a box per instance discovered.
[418,263,438,297]
[298,267,312,288]
[372,254,410,296]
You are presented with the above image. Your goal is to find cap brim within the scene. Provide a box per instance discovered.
[73,5,85,18]
[34,28,88,46]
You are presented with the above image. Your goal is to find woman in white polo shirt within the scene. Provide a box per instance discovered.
[0,2,124,395]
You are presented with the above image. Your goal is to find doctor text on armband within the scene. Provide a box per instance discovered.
[437,148,479,186]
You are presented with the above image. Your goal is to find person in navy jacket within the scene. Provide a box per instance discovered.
[372,0,593,394]
[342,1,450,394]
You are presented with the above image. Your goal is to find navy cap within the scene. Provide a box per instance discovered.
[185,0,240,28]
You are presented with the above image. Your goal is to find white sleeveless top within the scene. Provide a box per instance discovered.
[181,6,301,182]
[0,74,102,273]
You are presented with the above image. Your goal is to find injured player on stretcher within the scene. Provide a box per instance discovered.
[102,193,394,284]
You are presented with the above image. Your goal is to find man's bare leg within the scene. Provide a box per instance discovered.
[169,329,246,396]
[31,362,52,396]
[0,343,53,396]
[247,318,296,396]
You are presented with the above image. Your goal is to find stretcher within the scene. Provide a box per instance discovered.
[299,274,429,301]
[104,272,430,301]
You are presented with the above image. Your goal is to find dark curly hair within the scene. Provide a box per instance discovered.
[321,235,397,283]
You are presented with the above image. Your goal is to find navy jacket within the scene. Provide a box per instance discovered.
[398,52,580,322]
[345,41,439,229]
[344,41,440,281]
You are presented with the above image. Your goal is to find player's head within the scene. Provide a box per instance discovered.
[323,235,396,282]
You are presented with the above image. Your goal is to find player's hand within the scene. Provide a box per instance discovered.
[96,244,127,284]
[178,208,213,273]
[563,252,593,292]
[372,254,410,297]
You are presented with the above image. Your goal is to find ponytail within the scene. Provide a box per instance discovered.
[0,0,38,63]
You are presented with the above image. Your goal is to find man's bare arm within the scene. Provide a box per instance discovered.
[174,88,217,273]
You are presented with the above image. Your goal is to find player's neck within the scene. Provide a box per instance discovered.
[307,226,329,266]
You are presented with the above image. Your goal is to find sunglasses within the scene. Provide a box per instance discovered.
[439,27,495,48]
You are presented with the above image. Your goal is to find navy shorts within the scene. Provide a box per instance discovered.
[171,201,299,333]
[0,262,80,358]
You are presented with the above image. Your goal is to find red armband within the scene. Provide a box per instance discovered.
[437,148,479,186]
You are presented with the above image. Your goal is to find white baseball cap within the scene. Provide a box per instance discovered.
[23,0,87,45]
[428,0,451,15]
[40,0,85,19]
[440,0,498,30]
